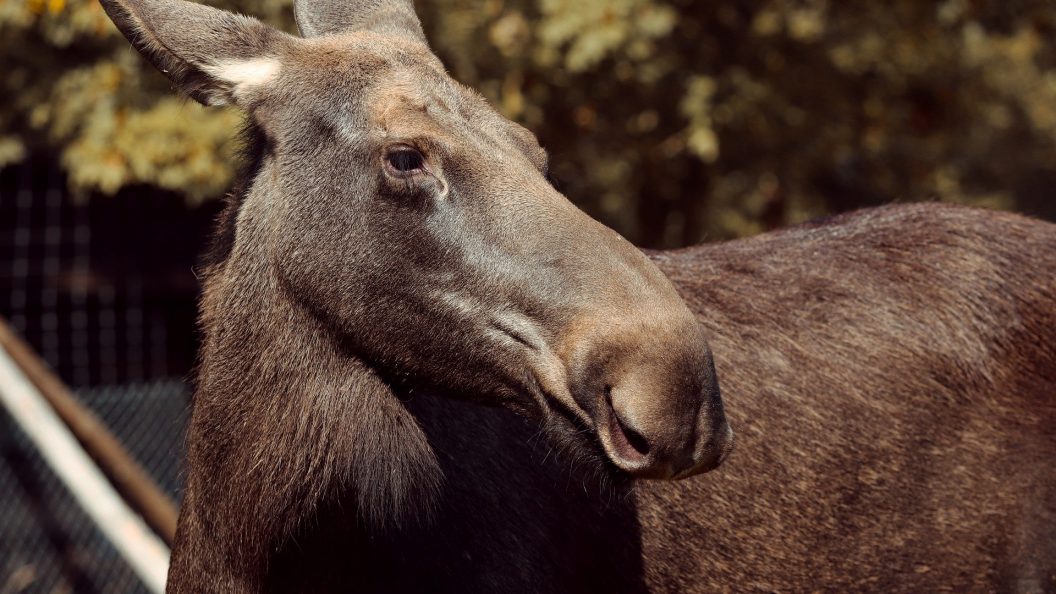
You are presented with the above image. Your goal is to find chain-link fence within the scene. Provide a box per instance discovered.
[1,160,212,593]
[0,381,188,594]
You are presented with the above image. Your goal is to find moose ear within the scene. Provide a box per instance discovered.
[293,0,427,44]
[100,0,288,106]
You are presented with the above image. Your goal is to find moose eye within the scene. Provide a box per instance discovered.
[385,147,425,174]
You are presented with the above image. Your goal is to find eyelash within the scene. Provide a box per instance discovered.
[383,144,428,179]
[386,147,424,173]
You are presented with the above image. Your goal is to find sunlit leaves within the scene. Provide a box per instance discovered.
[2,0,1055,245]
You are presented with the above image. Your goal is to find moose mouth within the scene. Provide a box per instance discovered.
[520,370,659,481]
[488,314,657,479]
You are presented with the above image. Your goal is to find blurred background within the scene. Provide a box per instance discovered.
[2,0,1055,591]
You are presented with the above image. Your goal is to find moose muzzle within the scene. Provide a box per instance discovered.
[563,305,733,480]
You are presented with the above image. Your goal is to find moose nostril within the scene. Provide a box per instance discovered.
[604,385,651,457]
[618,416,651,457]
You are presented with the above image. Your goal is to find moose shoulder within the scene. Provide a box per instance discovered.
[642,203,1056,591]
[97,0,1056,591]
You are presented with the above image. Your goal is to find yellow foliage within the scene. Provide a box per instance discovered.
[2,0,1055,246]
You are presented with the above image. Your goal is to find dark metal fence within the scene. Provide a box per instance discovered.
[0,380,188,594]
[1,160,214,593]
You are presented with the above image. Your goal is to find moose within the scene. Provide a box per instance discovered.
[100,0,1056,591]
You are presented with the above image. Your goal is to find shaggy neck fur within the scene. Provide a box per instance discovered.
[176,136,442,585]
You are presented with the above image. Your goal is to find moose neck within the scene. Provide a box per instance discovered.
[185,165,442,575]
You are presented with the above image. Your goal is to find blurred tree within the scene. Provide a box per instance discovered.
[3,0,1055,246]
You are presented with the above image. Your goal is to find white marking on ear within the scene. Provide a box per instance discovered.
[205,57,281,102]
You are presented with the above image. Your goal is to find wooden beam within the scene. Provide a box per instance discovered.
[0,330,171,592]
[0,318,179,545]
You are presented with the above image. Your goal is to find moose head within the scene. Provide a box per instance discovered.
[101,0,732,488]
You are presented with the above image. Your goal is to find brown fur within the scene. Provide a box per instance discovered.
[97,0,1056,591]
[179,202,1056,593]
[642,204,1056,592]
